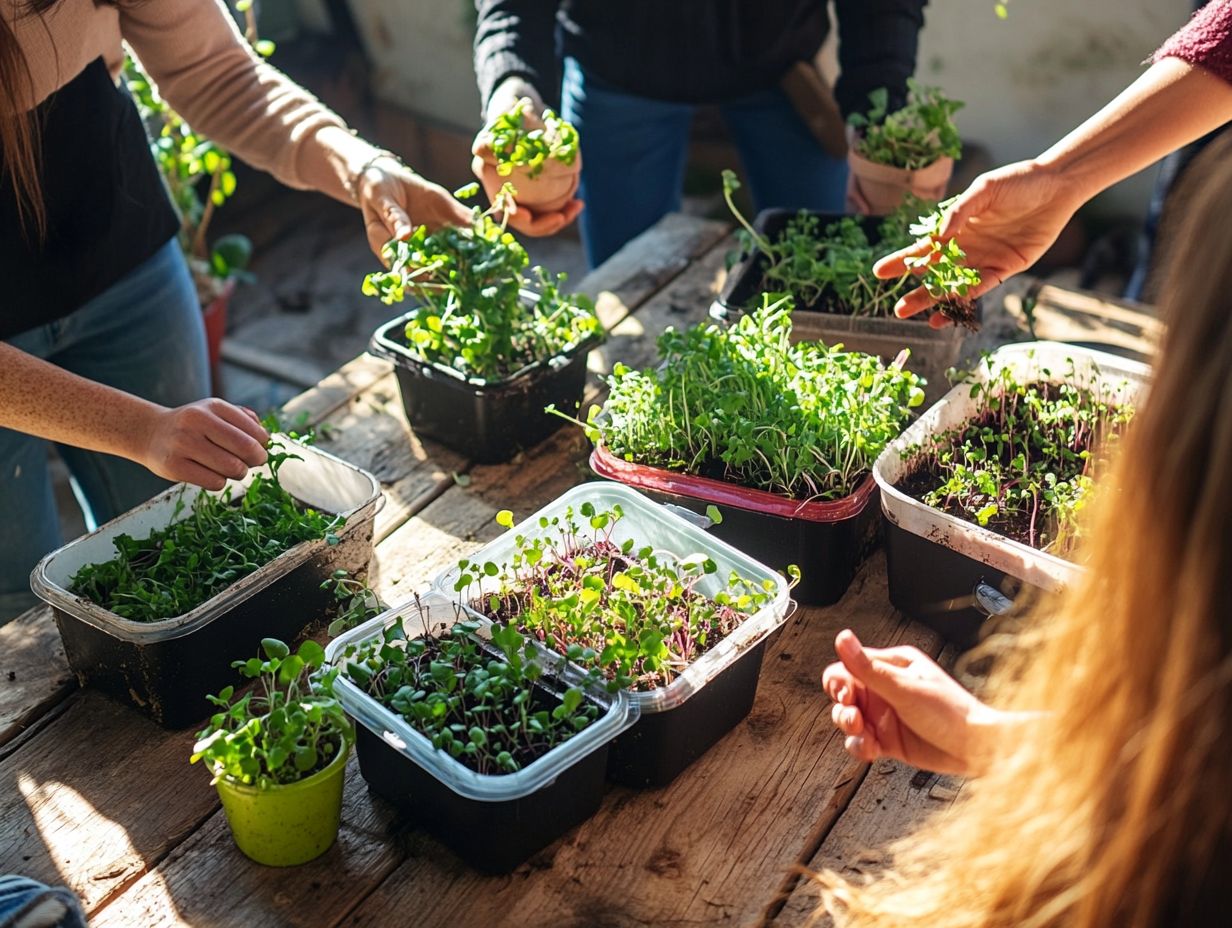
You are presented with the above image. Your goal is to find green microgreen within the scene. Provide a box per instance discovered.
[190,637,353,788]
[488,98,579,179]
[337,602,598,774]
[453,504,777,692]
[322,569,385,638]
[69,443,343,622]
[561,294,924,501]
[903,201,982,329]
[899,359,1135,554]
[362,184,601,381]
[848,79,963,171]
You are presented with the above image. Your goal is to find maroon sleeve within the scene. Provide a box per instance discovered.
[1155,1,1232,85]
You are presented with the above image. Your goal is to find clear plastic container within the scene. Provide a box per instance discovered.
[873,342,1149,642]
[432,482,794,785]
[324,592,639,871]
[29,438,382,726]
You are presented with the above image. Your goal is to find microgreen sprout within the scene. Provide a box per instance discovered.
[899,359,1135,554]
[488,98,579,179]
[848,79,963,171]
[452,503,778,692]
[321,569,384,638]
[361,183,600,381]
[190,637,352,787]
[338,601,598,774]
[69,442,343,622]
[903,201,982,329]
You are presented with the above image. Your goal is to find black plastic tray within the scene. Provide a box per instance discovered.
[608,636,770,788]
[884,519,1032,649]
[52,524,374,728]
[355,713,610,873]
[370,315,597,464]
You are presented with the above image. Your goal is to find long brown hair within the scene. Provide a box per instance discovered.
[812,137,1232,927]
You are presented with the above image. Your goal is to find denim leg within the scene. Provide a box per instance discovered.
[0,318,61,621]
[720,86,848,214]
[49,238,208,525]
[0,875,87,928]
[561,57,695,268]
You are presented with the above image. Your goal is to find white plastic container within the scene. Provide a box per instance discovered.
[433,482,794,786]
[873,342,1149,643]
[324,592,639,873]
[30,438,382,727]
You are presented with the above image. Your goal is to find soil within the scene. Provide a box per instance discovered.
[470,539,749,691]
[936,298,981,331]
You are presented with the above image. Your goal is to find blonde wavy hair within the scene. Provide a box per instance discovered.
[812,140,1232,928]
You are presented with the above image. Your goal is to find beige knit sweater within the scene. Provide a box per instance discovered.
[6,0,377,201]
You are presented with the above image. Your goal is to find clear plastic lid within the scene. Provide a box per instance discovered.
[431,482,794,715]
[323,592,639,802]
[874,342,1150,590]
[29,438,383,643]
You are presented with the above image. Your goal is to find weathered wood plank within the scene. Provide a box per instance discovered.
[0,607,74,750]
[772,636,959,928]
[342,555,912,928]
[277,352,393,426]
[89,754,411,928]
[1000,278,1160,364]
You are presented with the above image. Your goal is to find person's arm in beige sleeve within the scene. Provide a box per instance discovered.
[119,0,468,256]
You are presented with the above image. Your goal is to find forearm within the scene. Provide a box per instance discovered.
[474,0,559,116]
[0,344,157,462]
[833,0,926,117]
[1036,57,1232,204]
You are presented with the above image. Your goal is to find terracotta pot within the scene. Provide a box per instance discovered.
[846,149,954,215]
[201,277,234,395]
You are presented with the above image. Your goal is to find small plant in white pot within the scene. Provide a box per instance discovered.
[191,637,354,867]
[846,79,963,215]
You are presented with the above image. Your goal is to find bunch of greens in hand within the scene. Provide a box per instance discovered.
[902,200,982,330]
[723,170,926,316]
[488,99,580,179]
[70,443,342,622]
[191,638,352,787]
[337,602,598,774]
[900,360,1135,554]
[848,79,963,171]
[563,295,924,501]
[453,505,781,692]
[362,184,601,381]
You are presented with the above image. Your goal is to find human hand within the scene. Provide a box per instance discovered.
[356,157,471,260]
[472,78,584,237]
[135,398,270,491]
[873,159,1086,325]
[822,629,1002,776]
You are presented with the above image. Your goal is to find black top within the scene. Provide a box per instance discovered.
[474,0,927,117]
[0,57,180,340]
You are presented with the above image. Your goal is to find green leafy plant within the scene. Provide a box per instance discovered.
[903,201,982,329]
[488,99,579,179]
[337,602,598,774]
[452,504,780,692]
[362,184,601,381]
[322,569,384,638]
[69,443,343,622]
[560,294,923,501]
[848,79,963,171]
[899,360,1135,554]
[190,637,352,787]
[123,1,271,300]
[722,170,926,316]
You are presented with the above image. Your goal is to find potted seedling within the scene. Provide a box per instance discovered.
[30,438,382,727]
[439,486,793,787]
[191,637,353,867]
[325,592,638,872]
[364,183,603,463]
[124,1,272,388]
[478,98,580,213]
[718,174,980,401]
[556,295,922,605]
[874,342,1146,646]
[846,79,963,214]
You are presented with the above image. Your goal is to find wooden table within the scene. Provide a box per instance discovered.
[0,214,966,927]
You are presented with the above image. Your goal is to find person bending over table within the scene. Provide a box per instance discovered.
[470,0,928,266]
[0,0,469,621]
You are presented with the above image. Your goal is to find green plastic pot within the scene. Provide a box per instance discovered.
[214,740,351,866]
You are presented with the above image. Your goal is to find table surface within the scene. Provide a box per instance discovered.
[2,212,1129,928]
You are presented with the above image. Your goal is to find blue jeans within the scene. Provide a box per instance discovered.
[0,876,86,928]
[561,56,849,267]
[0,238,208,622]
